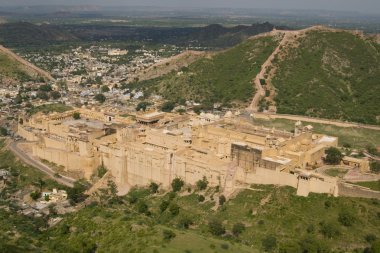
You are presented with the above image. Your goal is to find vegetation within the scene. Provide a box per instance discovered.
[72,112,81,120]
[325,168,348,178]
[272,30,380,124]
[94,93,106,103]
[171,178,184,192]
[325,147,343,165]
[27,103,72,115]
[137,36,279,105]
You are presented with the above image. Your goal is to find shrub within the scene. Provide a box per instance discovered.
[196,176,208,190]
[299,235,330,253]
[97,165,107,178]
[208,219,225,236]
[73,112,81,120]
[279,241,301,253]
[262,235,277,252]
[366,234,377,243]
[198,195,205,202]
[232,222,245,236]
[101,85,110,93]
[30,191,41,200]
[338,210,356,227]
[94,93,106,103]
[161,101,176,112]
[320,221,340,238]
[137,200,149,215]
[171,178,184,192]
[162,229,176,241]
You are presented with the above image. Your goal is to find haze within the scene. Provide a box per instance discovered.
[2,0,380,14]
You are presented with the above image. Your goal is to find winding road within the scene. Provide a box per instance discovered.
[9,141,74,187]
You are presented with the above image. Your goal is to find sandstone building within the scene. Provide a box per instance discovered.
[18,108,340,197]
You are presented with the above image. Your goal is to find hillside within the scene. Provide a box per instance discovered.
[0,45,54,84]
[268,27,380,124]
[135,34,280,106]
[0,22,78,47]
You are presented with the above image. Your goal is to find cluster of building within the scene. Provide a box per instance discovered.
[18,108,349,197]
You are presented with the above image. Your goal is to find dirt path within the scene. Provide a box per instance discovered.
[0,45,55,81]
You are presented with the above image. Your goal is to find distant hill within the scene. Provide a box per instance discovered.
[0,21,279,48]
[0,45,53,84]
[66,22,279,48]
[269,27,380,124]
[0,22,78,47]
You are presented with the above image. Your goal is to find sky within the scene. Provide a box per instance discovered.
[2,0,380,14]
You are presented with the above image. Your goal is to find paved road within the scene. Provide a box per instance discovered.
[9,141,74,187]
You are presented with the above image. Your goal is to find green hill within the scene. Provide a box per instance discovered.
[137,35,280,106]
[271,29,380,124]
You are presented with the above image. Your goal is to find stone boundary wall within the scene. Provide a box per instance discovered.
[339,182,380,199]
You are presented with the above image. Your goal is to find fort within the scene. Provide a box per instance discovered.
[18,108,352,197]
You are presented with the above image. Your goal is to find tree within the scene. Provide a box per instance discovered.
[33,178,46,191]
[219,195,226,206]
[198,194,205,202]
[67,180,88,204]
[161,101,175,112]
[162,229,176,241]
[171,178,184,192]
[232,222,245,236]
[149,182,159,194]
[159,200,170,213]
[371,240,380,253]
[208,219,225,236]
[325,147,343,165]
[169,203,180,216]
[262,235,277,252]
[196,176,208,191]
[14,94,22,104]
[94,93,106,103]
[73,112,81,120]
[101,85,110,93]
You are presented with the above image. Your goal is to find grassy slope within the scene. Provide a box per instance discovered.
[27,103,73,115]
[0,51,33,82]
[43,185,380,253]
[138,35,279,105]
[272,30,380,124]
